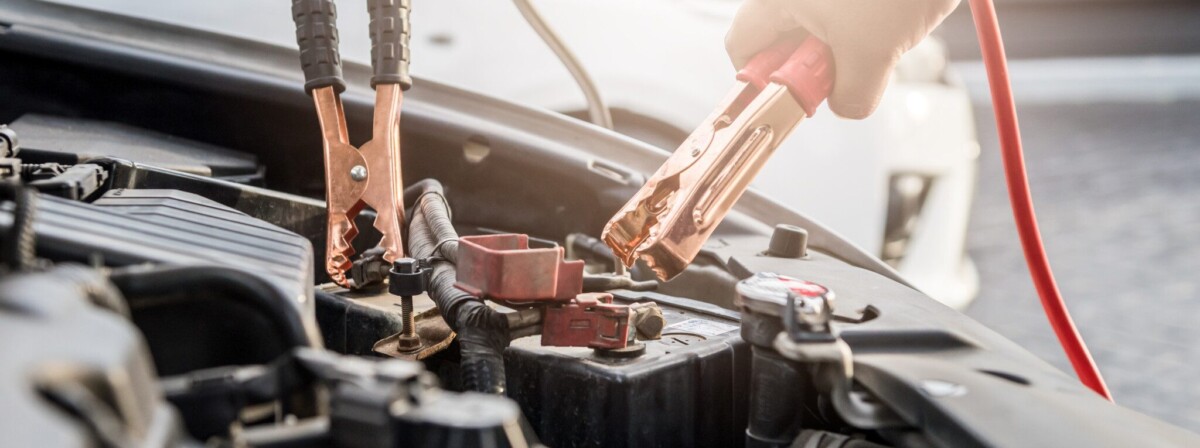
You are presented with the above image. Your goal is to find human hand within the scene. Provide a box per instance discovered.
[726,0,961,119]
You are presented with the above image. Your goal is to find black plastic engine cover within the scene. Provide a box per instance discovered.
[0,188,314,313]
[0,189,320,373]
[505,292,749,448]
[90,188,314,301]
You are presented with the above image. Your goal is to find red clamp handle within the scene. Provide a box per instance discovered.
[735,35,835,117]
[735,38,803,90]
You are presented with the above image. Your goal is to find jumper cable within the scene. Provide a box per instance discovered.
[292,0,412,287]
[968,0,1111,399]
[603,35,834,280]
[603,0,1111,400]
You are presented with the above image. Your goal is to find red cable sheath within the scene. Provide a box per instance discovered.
[966,0,1112,400]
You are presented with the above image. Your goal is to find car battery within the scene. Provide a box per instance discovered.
[505,289,750,448]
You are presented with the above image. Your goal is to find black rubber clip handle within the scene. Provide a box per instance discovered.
[368,0,412,90]
[292,0,346,94]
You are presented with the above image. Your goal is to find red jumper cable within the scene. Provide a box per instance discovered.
[596,0,1110,399]
[968,0,1112,400]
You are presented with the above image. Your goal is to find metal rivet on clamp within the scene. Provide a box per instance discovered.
[350,165,368,182]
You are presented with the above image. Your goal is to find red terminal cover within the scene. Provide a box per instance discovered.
[454,234,584,301]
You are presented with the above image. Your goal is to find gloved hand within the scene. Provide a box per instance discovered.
[726,0,961,119]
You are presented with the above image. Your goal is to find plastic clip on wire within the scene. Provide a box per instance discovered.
[968,0,1111,399]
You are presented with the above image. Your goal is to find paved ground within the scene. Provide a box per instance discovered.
[964,101,1200,432]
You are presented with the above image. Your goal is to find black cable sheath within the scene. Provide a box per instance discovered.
[1,183,37,271]
[581,274,657,292]
[404,179,508,394]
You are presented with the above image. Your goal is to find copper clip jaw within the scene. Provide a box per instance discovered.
[293,0,412,287]
[603,36,834,280]
[603,82,809,280]
[314,85,406,287]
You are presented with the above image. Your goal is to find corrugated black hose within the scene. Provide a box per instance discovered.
[1,182,38,272]
[404,179,509,394]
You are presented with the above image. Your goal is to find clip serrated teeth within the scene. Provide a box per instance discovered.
[641,256,666,279]
[371,207,404,262]
[330,270,348,288]
[326,215,361,287]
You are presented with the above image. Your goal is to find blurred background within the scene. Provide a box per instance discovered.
[63,0,1200,432]
[942,0,1200,432]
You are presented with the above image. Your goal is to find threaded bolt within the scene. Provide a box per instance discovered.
[401,295,415,337]
[395,295,421,352]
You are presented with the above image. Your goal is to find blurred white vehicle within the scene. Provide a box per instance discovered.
[61,0,980,309]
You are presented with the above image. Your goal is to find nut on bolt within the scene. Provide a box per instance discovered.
[394,329,422,352]
[630,302,666,340]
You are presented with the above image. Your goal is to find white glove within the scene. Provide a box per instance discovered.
[725,0,961,119]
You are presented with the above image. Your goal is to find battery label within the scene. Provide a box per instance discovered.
[665,318,738,337]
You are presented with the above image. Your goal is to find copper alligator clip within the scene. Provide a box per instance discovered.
[602,36,834,280]
[293,0,412,286]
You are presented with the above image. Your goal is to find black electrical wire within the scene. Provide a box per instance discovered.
[581,274,657,292]
[404,179,509,395]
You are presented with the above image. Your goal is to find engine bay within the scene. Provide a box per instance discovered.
[1,3,1198,447]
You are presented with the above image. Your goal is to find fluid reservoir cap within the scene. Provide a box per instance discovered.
[735,272,834,317]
